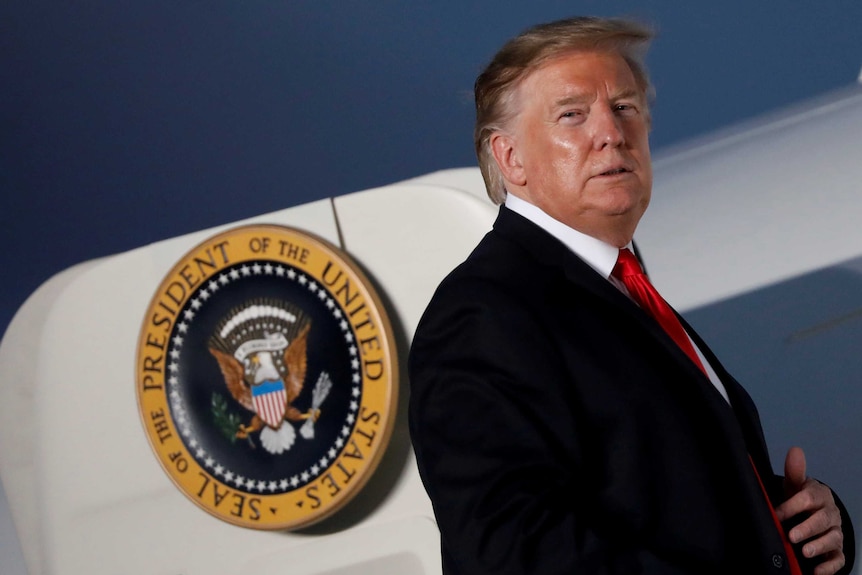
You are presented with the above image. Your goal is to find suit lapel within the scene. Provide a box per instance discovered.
[682,316,774,469]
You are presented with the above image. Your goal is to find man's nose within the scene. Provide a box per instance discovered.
[592,106,625,149]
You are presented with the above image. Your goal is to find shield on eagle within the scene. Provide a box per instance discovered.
[252,379,288,428]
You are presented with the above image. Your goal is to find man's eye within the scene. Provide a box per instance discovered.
[615,104,638,116]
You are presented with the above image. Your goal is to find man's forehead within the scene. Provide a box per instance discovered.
[527,50,639,89]
[510,50,643,110]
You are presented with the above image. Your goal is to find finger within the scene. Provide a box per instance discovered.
[798,524,844,557]
[812,550,846,575]
[789,504,842,545]
[775,479,832,522]
[784,446,807,494]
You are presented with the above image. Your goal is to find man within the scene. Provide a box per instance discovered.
[408,16,854,575]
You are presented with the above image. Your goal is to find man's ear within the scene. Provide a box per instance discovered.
[490,131,526,187]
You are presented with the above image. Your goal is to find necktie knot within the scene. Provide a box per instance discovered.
[613,248,643,279]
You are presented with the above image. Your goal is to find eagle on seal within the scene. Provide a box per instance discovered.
[208,301,322,454]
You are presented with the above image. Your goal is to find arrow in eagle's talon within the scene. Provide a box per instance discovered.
[302,409,321,421]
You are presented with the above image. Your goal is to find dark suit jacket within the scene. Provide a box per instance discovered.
[409,207,854,575]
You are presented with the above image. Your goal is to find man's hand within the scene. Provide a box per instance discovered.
[775,446,845,575]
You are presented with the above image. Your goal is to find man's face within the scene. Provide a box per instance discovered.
[500,50,652,246]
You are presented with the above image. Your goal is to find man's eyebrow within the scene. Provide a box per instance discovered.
[611,88,641,101]
[551,89,642,110]
[552,94,592,109]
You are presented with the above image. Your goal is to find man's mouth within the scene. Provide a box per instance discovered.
[599,167,630,176]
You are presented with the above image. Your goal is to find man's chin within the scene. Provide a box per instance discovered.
[594,196,649,220]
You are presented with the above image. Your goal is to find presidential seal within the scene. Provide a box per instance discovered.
[136,224,398,530]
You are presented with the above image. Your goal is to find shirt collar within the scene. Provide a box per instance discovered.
[504,193,628,280]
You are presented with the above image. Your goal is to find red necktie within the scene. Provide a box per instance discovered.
[612,248,802,574]
[612,248,705,373]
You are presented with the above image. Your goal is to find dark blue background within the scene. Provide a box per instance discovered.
[1,1,860,337]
